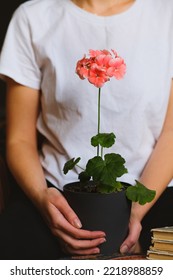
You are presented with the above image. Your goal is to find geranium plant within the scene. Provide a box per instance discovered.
[63,49,155,205]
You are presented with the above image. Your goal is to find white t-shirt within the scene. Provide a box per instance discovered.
[0,0,173,189]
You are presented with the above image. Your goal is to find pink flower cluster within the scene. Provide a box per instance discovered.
[76,49,126,88]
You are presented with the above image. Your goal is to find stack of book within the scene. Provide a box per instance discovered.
[147,226,173,260]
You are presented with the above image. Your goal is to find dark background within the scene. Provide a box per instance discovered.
[0,0,29,149]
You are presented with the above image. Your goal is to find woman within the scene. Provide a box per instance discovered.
[0,0,173,259]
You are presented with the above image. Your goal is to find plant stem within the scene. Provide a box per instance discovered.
[97,88,101,156]
[76,164,85,171]
[101,147,103,158]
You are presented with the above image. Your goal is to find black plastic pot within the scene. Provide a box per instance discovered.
[63,181,131,256]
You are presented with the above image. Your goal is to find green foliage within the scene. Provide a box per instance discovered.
[126,180,156,205]
[91,133,116,148]
[63,88,156,204]
[97,181,123,193]
[63,157,81,174]
[85,154,127,188]
[78,171,91,182]
[63,154,156,203]
[63,152,156,203]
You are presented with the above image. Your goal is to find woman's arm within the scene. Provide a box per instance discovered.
[6,78,106,255]
[6,78,47,203]
[120,79,173,253]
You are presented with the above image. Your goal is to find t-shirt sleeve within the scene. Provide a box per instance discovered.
[0,5,41,89]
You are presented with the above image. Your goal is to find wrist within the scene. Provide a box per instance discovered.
[130,202,148,223]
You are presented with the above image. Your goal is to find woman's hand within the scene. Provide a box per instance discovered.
[120,215,142,254]
[39,187,106,255]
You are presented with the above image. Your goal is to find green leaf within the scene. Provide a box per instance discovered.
[104,153,128,178]
[86,156,105,180]
[126,180,156,205]
[85,153,128,189]
[63,157,81,174]
[91,133,116,148]
[78,171,91,182]
[99,181,123,193]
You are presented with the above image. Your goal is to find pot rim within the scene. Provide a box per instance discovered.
[63,180,129,195]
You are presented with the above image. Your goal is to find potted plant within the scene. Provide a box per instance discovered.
[63,49,156,256]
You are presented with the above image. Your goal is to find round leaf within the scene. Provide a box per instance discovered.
[126,180,156,205]
[63,157,81,174]
[91,133,116,148]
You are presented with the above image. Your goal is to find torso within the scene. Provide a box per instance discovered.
[1,0,173,188]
